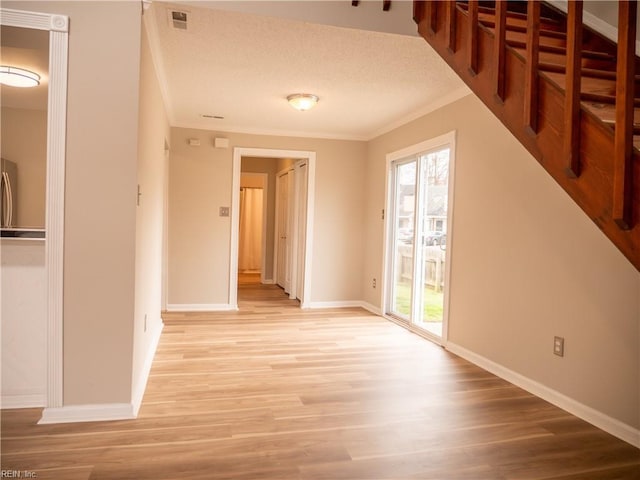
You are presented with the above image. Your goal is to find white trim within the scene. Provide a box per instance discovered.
[0,8,68,32]
[547,1,640,55]
[383,131,457,344]
[39,403,136,425]
[230,151,242,307]
[446,342,640,449]
[1,392,46,409]
[1,8,69,411]
[173,121,370,142]
[46,19,68,411]
[301,156,315,308]
[231,148,316,309]
[165,303,238,312]
[304,300,369,310]
[131,322,163,416]
[369,86,471,140]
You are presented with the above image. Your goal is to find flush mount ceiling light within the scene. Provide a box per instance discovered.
[0,66,40,88]
[287,93,319,111]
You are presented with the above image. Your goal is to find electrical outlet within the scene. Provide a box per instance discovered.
[372,278,377,289]
[144,314,147,333]
[219,206,230,217]
[553,336,564,357]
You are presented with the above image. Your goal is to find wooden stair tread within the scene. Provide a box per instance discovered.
[582,101,640,127]
[501,28,566,49]
[507,39,615,60]
[457,2,563,26]
[539,63,627,80]
[541,70,640,100]
[510,46,617,72]
[478,17,568,38]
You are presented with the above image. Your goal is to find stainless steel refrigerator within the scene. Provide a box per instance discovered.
[1,158,17,228]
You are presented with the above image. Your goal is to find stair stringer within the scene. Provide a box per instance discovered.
[415,2,640,271]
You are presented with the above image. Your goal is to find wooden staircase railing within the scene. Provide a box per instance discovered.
[414,1,640,271]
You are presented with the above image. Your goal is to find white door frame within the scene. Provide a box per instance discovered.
[382,131,457,345]
[230,148,315,308]
[1,8,69,414]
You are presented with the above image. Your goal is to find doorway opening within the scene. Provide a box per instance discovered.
[384,131,456,345]
[230,148,315,309]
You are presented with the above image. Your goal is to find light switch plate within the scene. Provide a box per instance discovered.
[219,206,230,217]
[554,336,564,357]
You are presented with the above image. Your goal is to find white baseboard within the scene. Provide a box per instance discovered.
[446,342,640,448]
[359,301,383,316]
[39,402,136,424]
[261,279,275,285]
[166,303,238,312]
[305,300,367,309]
[1,392,46,409]
[304,300,383,315]
[131,322,163,416]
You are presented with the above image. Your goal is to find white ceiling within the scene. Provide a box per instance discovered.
[147,1,468,140]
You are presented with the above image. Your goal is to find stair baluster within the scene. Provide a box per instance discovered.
[446,1,457,53]
[564,0,583,178]
[613,0,637,230]
[468,0,478,75]
[493,1,507,102]
[524,0,541,134]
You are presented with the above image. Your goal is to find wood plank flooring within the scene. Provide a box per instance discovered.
[2,283,639,479]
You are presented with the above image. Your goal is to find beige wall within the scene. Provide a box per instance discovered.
[365,94,640,429]
[168,128,367,306]
[133,14,170,404]
[1,107,47,228]
[4,1,143,405]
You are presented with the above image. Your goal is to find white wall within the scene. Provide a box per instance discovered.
[364,94,640,431]
[132,12,170,412]
[168,128,367,307]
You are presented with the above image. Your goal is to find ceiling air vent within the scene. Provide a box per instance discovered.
[168,10,189,31]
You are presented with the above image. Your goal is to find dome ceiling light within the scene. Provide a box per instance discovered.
[287,93,319,111]
[0,66,41,88]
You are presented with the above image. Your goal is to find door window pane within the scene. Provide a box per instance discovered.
[415,148,449,337]
[389,161,416,319]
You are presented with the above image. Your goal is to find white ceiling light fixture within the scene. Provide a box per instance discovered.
[0,66,41,88]
[287,93,319,111]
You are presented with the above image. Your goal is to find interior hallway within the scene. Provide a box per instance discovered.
[237,272,299,306]
[2,293,639,478]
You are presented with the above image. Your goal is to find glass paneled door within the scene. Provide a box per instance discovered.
[386,134,454,343]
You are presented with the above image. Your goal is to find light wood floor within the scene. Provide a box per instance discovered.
[2,284,639,479]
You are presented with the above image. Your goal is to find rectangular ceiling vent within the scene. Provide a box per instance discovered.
[168,10,189,31]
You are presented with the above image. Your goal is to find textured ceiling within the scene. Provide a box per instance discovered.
[147,1,468,140]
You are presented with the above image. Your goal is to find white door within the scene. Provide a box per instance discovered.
[276,169,293,292]
[385,133,456,344]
